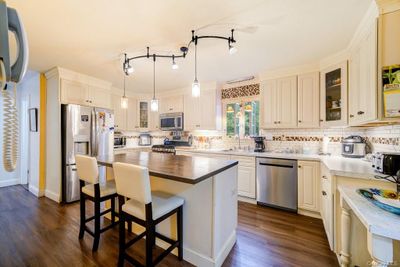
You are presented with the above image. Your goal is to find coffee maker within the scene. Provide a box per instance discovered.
[253,136,265,152]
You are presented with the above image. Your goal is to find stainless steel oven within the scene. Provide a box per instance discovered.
[160,112,184,131]
[114,134,126,149]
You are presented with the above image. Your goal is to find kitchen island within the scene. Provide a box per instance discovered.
[98,152,239,267]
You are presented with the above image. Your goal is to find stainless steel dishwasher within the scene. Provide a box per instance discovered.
[256,157,298,212]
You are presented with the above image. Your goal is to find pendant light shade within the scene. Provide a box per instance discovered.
[192,79,200,98]
[121,96,128,109]
[150,99,159,112]
[121,75,128,109]
[151,57,159,112]
[192,44,200,97]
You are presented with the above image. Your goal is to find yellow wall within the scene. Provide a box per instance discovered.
[39,74,46,193]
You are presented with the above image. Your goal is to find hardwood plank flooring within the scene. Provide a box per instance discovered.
[0,186,337,266]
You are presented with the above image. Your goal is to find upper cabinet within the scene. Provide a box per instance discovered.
[184,87,219,131]
[160,95,183,114]
[60,79,89,106]
[88,85,112,109]
[126,97,138,131]
[297,72,320,128]
[320,61,348,127]
[261,76,297,128]
[349,19,378,125]
[112,94,127,130]
[137,100,150,131]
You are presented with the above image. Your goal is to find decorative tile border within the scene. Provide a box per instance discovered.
[221,83,260,99]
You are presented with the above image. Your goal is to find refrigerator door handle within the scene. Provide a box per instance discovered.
[91,109,97,156]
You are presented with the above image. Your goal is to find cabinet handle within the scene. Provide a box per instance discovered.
[349,114,354,118]
[298,165,301,168]
[277,121,281,124]
[320,119,324,122]
[322,175,327,179]
[357,111,364,115]
[169,108,173,111]
[322,190,327,196]
[298,120,302,123]
[274,121,277,124]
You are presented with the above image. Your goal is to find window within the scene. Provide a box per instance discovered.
[225,99,259,137]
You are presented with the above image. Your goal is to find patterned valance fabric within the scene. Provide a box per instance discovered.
[221,83,260,99]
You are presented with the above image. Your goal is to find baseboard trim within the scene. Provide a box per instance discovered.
[45,190,60,203]
[0,179,19,188]
[215,230,237,267]
[298,208,321,219]
[238,196,257,204]
[29,184,45,197]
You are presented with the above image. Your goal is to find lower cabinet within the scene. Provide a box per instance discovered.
[320,164,334,249]
[176,151,256,199]
[298,160,320,212]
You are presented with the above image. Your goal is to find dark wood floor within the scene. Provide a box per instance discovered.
[0,186,338,267]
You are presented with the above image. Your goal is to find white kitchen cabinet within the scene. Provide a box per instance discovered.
[298,72,320,128]
[160,95,183,113]
[320,163,334,249]
[184,89,218,131]
[349,20,378,125]
[260,76,297,128]
[112,94,127,130]
[137,100,150,131]
[320,61,348,127]
[149,108,160,131]
[126,97,138,131]
[230,156,256,199]
[61,79,89,106]
[298,160,320,212]
[88,85,111,109]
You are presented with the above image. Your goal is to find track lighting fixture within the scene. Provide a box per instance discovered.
[123,53,134,75]
[151,55,159,112]
[229,43,237,55]
[121,75,128,109]
[192,44,200,97]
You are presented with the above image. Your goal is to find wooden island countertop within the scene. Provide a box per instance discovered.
[97,151,238,184]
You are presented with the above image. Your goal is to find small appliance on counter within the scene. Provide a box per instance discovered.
[164,132,193,147]
[253,136,265,152]
[372,152,400,175]
[138,133,152,146]
[341,135,366,158]
[151,145,176,154]
[160,112,184,131]
[114,133,126,149]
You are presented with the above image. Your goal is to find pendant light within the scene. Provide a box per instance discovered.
[150,56,159,112]
[121,75,128,109]
[192,44,200,97]
[172,55,179,70]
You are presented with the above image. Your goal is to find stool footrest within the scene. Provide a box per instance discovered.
[155,232,177,245]
[85,208,113,223]
[125,231,146,249]
[100,221,119,233]
[153,240,179,266]
[84,226,95,237]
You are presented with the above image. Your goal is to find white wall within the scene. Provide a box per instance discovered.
[17,70,42,196]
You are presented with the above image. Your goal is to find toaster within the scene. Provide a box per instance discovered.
[341,135,366,158]
[372,152,400,176]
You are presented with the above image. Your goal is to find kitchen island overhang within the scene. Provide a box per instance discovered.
[98,152,239,267]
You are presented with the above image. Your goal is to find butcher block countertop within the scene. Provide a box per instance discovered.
[97,151,238,184]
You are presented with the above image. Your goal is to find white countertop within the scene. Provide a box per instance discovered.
[338,185,400,240]
[115,146,384,181]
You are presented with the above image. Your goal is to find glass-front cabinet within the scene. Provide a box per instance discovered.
[320,61,348,127]
[137,100,149,130]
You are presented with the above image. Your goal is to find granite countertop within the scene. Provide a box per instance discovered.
[98,151,238,184]
[338,185,400,240]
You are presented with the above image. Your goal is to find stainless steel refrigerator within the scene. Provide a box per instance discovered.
[61,104,114,203]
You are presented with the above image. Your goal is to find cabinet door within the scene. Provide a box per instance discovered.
[237,165,256,198]
[298,72,319,128]
[126,98,138,131]
[320,61,348,127]
[200,90,216,130]
[277,76,297,128]
[160,95,184,113]
[298,161,320,212]
[137,100,150,131]
[112,95,126,130]
[184,94,200,131]
[61,79,89,105]
[89,86,111,109]
[260,80,278,128]
[320,173,333,249]
[149,108,160,131]
[349,48,361,124]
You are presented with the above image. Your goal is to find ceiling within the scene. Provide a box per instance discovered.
[8,0,372,93]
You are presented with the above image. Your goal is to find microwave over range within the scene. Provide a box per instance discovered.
[160,112,184,131]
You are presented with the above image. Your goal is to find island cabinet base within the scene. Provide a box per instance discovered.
[123,165,238,267]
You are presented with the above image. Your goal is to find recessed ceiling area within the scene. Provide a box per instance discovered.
[8,0,372,93]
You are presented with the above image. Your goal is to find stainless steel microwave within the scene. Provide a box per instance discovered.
[160,112,184,131]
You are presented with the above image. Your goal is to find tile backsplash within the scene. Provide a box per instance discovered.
[119,125,400,155]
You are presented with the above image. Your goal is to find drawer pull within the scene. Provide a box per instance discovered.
[357,111,364,115]
[322,175,327,179]
[322,191,327,196]
[349,114,354,118]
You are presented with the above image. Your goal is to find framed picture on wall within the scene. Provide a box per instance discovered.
[29,108,38,132]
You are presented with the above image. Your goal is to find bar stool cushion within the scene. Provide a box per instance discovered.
[82,180,117,198]
[122,191,184,220]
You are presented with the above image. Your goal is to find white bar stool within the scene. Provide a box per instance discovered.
[75,154,118,251]
[113,162,184,267]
